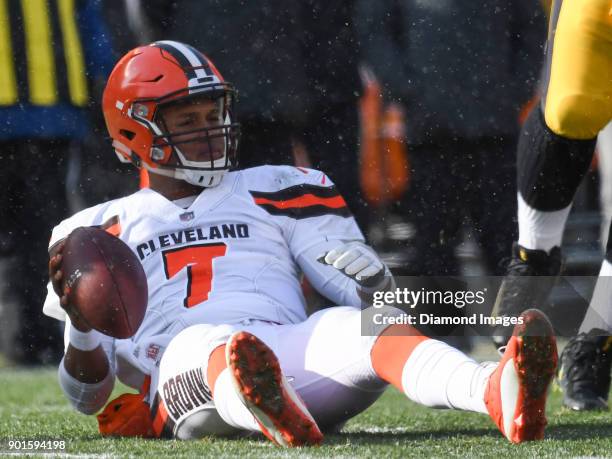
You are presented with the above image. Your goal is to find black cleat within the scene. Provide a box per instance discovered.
[491,243,562,348]
[557,330,611,411]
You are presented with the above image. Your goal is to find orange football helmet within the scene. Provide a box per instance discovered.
[102,41,240,187]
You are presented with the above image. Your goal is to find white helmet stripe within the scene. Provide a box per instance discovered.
[154,40,218,86]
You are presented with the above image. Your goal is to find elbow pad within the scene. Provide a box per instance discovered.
[58,359,115,415]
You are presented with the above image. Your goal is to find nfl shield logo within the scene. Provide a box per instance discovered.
[146,344,161,361]
[180,211,195,221]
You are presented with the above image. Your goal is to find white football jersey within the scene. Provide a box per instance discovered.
[44,166,365,367]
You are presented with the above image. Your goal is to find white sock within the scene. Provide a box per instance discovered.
[517,193,571,253]
[579,259,612,333]
[401,340,495,414]
[212,369,260,432]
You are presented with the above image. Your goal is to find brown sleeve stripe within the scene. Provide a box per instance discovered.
[250,183,343,201]
[250,184,352,219]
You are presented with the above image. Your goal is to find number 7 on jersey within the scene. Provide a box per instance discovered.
[162,243,227,308]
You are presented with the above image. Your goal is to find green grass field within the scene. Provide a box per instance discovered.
[0,367,610,458]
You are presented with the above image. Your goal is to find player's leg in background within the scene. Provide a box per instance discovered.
[492,0,612,346]
[597,122,612,248]
[557,220,612,411]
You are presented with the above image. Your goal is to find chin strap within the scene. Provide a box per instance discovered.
[142,161,227,188]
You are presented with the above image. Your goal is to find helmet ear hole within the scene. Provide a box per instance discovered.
[119,129,136,140]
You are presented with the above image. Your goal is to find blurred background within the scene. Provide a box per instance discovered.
[0,0,606,366]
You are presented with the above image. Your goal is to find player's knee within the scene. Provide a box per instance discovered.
[312,305,406,357]
[544,95,605,140]
[166,323,236,370]
[174,408,238,440]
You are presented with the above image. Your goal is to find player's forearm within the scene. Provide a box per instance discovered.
[59,327,115,414]
[63,325,111,383]
[63,345,110,383]
[59,353,114,415]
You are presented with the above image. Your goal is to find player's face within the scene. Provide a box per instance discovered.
[158,96,226,163]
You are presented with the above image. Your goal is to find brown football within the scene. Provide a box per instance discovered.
[61,226,148,339]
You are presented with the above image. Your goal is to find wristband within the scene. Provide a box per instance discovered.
[69,326,101,351]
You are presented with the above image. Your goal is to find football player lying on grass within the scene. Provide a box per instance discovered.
[45,41,558,446]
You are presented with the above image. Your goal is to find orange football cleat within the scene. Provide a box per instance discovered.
[226,331,324,447]
[485,309,558,443]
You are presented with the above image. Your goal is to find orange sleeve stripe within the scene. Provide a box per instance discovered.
[104,223,121,237]
[254,193,347,209]
[99,215,121,237]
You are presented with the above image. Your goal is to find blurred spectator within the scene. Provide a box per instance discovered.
[355,0,546,275]
[597,122,612,249]
[129,0,370,228]
[0,0,115,364]
[296,0,368,228]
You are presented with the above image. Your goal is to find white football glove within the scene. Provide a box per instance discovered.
[318,241,386,287]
